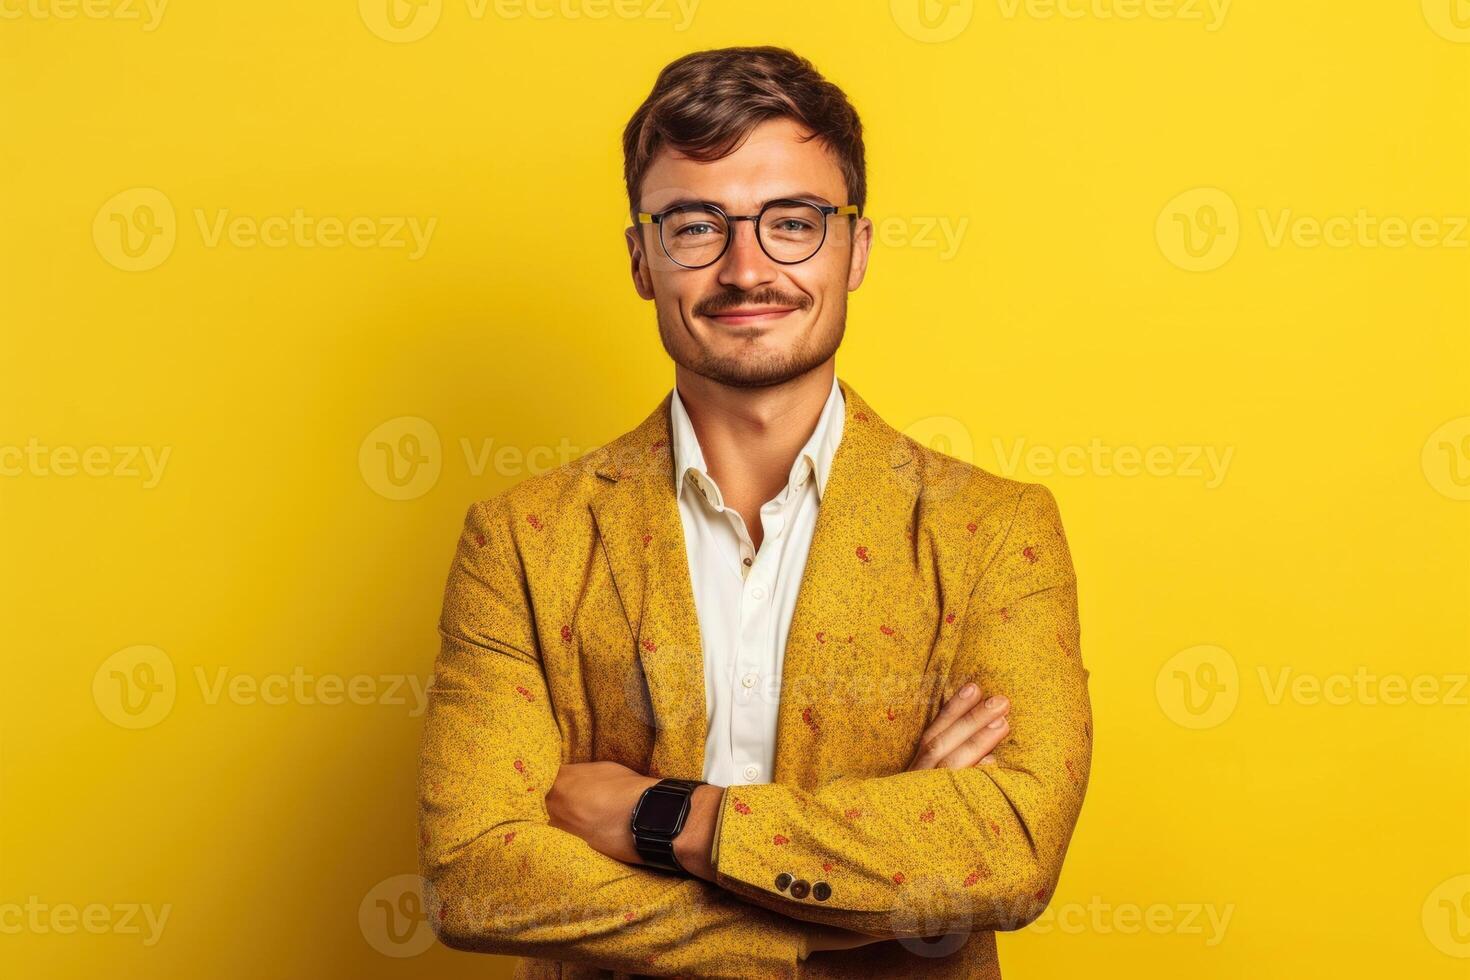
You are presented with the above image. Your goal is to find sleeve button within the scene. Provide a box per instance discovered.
[812,881,831,901]
[774,872,793,892]
[789,878,811,899]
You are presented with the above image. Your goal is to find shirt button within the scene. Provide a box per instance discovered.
[741,673,757,688]
[750,586,766,601]
[743,764,759,781]
[742,557,752,567]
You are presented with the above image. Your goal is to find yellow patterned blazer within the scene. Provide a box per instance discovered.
[418,377,1092,979]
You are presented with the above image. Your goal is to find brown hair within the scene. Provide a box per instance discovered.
[622,46,866,216]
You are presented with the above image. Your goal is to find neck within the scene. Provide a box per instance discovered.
[673,362,835,513]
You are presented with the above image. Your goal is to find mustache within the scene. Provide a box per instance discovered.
[692,287,811,318]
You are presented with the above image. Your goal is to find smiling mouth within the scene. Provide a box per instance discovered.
[705,306,799,325]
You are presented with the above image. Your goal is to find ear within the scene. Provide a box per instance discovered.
[846,215,874,292]
[625,225,656,301]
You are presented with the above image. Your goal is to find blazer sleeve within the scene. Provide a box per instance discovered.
[418,497,809,978]
[709,484,1092,940]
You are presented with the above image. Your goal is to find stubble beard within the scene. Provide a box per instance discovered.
[656,293,847,390]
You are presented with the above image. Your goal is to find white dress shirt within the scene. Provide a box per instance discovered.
[668,374,846,789]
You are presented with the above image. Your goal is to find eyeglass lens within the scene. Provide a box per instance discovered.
[659,202,829,268]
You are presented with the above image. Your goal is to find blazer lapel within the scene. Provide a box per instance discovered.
[589,394,709,780]
[772,379,916,787]
[588,378,916,785]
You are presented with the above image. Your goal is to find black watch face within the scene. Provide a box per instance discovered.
[634,789,686,833]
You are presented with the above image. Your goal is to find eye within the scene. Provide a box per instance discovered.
[674,222,719,238]
[774,218,815,232]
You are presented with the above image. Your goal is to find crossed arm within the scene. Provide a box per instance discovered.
[417,485,1091,975]
[419,497,813,977]
[542,671,1017,957]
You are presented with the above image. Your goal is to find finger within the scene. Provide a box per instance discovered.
[910,688,976,770]
[936,712,1011,769]
[911,693,1009,769]
[927,695,1009,763]
[923,682,982,743]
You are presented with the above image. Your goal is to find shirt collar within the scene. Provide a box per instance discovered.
[669,374,845,507]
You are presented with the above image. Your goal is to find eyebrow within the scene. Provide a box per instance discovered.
[648,192,838,212]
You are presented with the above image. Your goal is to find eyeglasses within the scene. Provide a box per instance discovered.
[637,199,860,270]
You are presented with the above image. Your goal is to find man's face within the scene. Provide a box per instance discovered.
[626,116,873,389]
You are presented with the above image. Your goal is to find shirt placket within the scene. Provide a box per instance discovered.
[691,460,811,787]
[730,477,803,784]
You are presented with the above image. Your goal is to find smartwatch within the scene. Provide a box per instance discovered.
[630,777,706,875]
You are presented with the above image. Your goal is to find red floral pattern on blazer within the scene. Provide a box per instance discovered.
[418,378,1091,979]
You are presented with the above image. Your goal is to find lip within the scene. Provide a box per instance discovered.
[705,307,799,325]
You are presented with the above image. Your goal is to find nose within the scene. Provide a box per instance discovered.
[715,218,778,292]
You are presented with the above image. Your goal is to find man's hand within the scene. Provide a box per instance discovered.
[545,760,658,867]
[808,683,1012,959]
[545,761,723,881]
[908,682,1010,771]
[546,682,1009,961]
[548,763,886,960]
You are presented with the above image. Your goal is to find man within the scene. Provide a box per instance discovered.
[418,46,1091,979]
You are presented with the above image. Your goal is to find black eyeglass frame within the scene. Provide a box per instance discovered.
[636,199,861,270]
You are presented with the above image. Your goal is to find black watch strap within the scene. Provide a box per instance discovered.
[631,777,705,875]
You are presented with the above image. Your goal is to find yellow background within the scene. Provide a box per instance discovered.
[3,1,1467,977]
